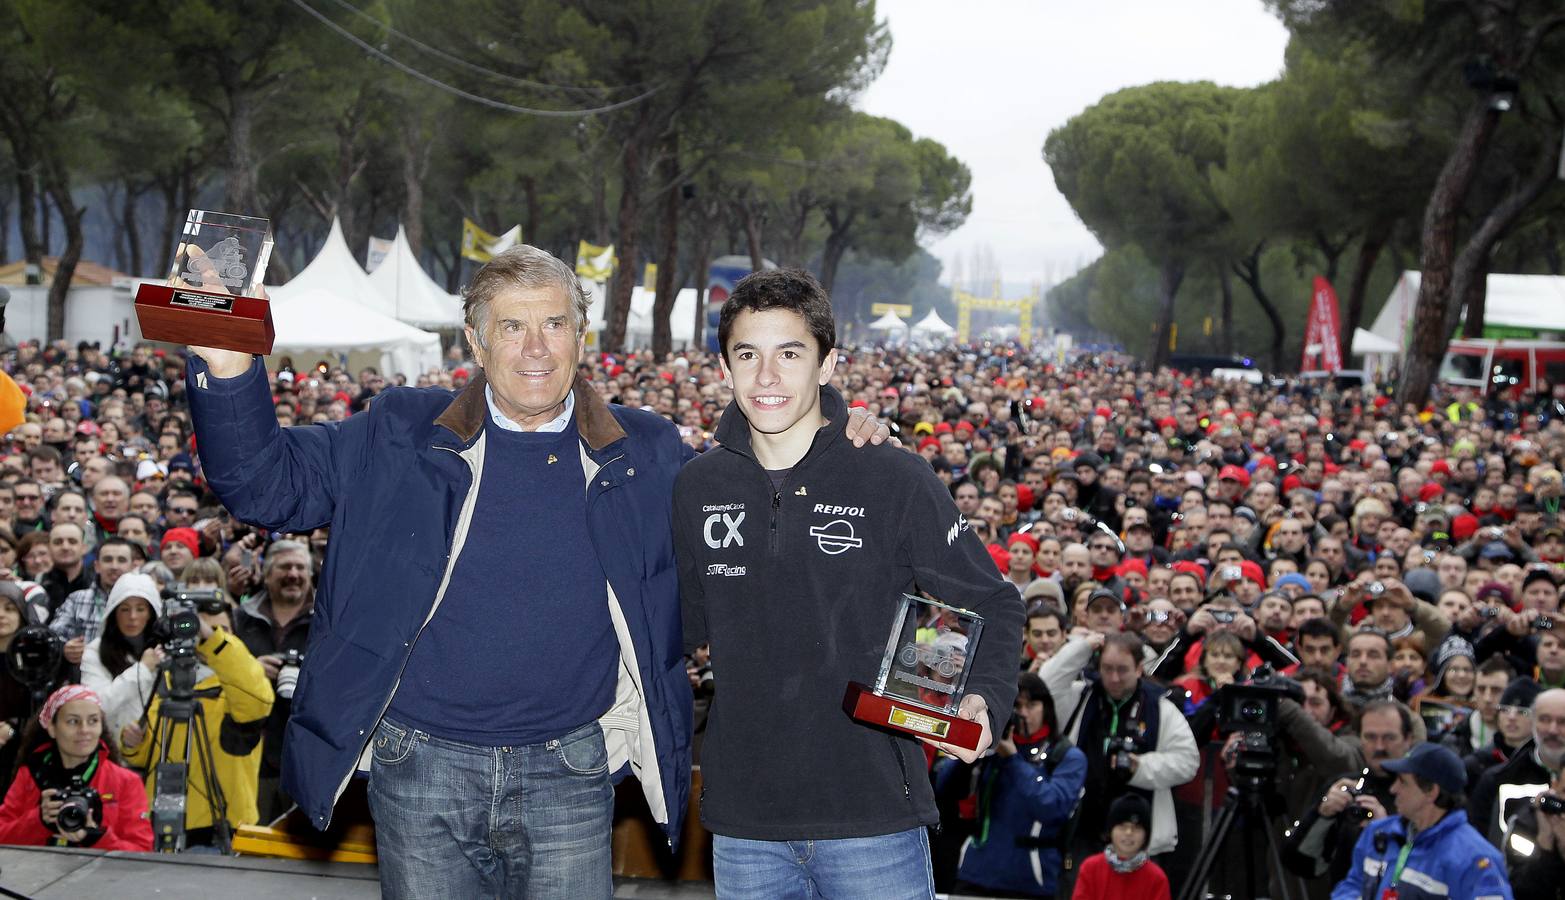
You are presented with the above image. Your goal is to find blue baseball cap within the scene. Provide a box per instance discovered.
[1381,742,1466,797]
[1273,573,1311,593]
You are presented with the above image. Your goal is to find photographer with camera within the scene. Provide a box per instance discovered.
[0,581,50,792]
[1332,743,1510,900]
[0,684,151,850]
[119,596,274,845]
[1504,766,1565,896]
[941,673,1087,899]
[1470,687,1565,846]
[78,572,163,748]
[1279,699,1418,895]
[1040,631,1198,882]
[231,539,313,822]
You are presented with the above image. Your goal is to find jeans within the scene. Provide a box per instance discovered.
[712,827,935,900]
[367,716,614,900]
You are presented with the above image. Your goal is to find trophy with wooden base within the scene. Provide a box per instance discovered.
[843,593,986,750]
[134,210,275,354]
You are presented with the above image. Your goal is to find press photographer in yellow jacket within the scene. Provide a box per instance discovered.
[120,601,274,847]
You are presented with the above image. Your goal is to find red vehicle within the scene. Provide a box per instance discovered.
[1439,339,1565,395]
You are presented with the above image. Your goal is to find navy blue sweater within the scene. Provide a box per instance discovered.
[389,419,617,745]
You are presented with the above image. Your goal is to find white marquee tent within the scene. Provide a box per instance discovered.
[870,311,909,332]
[267,288,441,378]
[365,225,464,329]
[584,282,698,349]
[270,218,386,312]
[1367,271,1565,353]
[912,309,955,337]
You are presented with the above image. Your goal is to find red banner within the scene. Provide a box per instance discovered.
[1301,276,1343,373]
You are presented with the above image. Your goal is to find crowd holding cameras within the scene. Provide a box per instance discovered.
[0,324,1563,898]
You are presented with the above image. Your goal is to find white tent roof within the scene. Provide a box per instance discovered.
[366,225,464,329]
[869,311,908,331]
[1368,271,1565,352]
[268,288,441,378]
[1350,327,1399,356]
[912,309,955,335]
[270,218,387,312]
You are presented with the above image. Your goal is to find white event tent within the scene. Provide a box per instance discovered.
[584,281,698,349]
[267,288,441,379]
[912,309,955,338]
[869,311,909,332]
[1366,271,1565,353]
[366,225,464,330]
[268,218,442,376]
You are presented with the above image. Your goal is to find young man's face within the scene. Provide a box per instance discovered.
[721,309,835,439]
[1026,614,1063,659]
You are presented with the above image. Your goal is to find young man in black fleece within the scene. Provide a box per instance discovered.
[674,269,1022,899]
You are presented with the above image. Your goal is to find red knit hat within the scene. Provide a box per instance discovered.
[161,527,201,558]
[1451,514,1480,542]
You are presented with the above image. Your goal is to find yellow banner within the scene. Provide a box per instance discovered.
[461,219,521,263]
[871,303,913,318]
[576,240,615,281]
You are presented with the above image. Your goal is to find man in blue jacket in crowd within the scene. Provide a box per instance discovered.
[1333,742,1512,900]
[185,246,886,899]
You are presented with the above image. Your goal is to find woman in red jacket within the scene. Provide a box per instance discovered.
[0,684,151,850]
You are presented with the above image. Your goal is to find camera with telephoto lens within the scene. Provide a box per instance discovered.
[275,648,305,700]
[55,783,101,832]
[7,625,64,689]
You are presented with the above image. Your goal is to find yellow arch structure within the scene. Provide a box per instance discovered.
[954,286,1037,346]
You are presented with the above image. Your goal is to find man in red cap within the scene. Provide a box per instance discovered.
[1215,464,1249,503]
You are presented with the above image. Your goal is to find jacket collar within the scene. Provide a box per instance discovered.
[434,370,626,451]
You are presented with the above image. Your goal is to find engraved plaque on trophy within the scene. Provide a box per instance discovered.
[134,210,275,354]
[842,593,986,750]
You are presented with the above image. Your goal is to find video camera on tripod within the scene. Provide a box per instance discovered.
[1215,665,1302,787]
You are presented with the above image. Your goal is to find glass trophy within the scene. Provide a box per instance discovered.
[134,209,275,354]
[842,593,986,749]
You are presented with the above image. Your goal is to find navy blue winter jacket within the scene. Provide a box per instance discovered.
[186,358,693,842]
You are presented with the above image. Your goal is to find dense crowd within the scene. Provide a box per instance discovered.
[0,334,1561,898]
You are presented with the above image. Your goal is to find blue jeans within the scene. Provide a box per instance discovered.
[367,717,614,900]
[712,827,935,900]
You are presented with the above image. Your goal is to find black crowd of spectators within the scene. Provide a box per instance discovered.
[3,336,1564,899]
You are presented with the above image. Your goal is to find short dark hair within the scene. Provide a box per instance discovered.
[1101,631,1144,664]
[1016,673,1058,733]
[1297,617,1341,645]
[1359,698,1415,738]
[1026,603,1066,631]
[718,269,835,365]
[1477,655,1515,679]
[96,536,146,564]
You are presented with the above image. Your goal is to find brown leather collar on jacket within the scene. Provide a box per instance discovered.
[434,370,626,451]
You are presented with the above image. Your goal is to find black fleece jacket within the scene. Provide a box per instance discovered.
[675,385,1023,840]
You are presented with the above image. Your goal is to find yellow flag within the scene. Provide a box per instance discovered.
[576,241,615,281]
[461,219,521,263]
[642,263,658,290]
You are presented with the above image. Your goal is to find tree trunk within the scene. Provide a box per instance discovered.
[1217,261,1234,357]
[1460,262,1490,339]
[1232,249,1285,373]
[1314,230,1350,283]
[651,136,681,359]
[122,182,144,277]
[819,208,855,296]
[224,89,261,213]
[1150,259,1184,370]
[399,129,428,257]
[37,176,50,255]
[522,175,540,248]
[605,138,645,353]
[741,201,765,272]
[1398,100,1502,406]
[1342,225,1388,363]
[41,162,82,342]
[14,164,42,284]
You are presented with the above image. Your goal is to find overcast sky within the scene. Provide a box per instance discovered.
[857,0,1291,294]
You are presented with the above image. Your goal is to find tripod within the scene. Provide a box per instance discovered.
[145,656,231,854]
[1177,781,1292,900]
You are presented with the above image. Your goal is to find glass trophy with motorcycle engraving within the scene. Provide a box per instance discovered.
[134,210,275,354]
[843,593,986,750]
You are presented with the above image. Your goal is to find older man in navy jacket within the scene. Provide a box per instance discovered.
[186,245,885,899]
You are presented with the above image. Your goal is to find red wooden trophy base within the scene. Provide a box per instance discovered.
[843,682,982,750]
[134,282,275,355]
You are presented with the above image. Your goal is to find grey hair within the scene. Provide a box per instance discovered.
[462,245,591,349]
[262,539,312,579]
